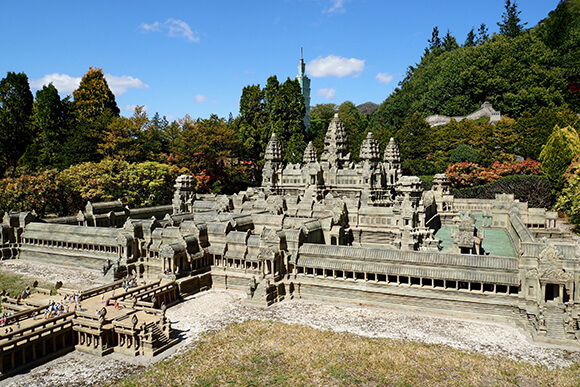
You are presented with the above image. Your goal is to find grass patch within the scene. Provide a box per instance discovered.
[0,268,56,311]
[113,320,580,387]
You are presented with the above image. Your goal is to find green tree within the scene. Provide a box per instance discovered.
[476,23,489,45]
[539,125,580,191]
[73,67,120,122]
[263,75,279,121]
[536,0,580,111]
[175,114,241,191]
[269,78,306,163]
[21,84,73,170]
[238,84,267,160]
[310,103,337,155]
[69,67,120,164]
[98,106,152,161]
[516,107,580,159]
[556,155,580,229]
[442,30,459,52]
[338,101,369,160]
[464,28,477,47]
[427,26,442,54]
[498,0,527,38]
[449,143,481,164]
[163,120,182,158]
[396,112,434,175]
[0,72,33,176]
[150,112,170,156]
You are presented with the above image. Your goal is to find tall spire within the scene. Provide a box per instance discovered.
[265,133,282,162]
[320,113,350,167]
[359,132,380,162]
[297,48,311,133]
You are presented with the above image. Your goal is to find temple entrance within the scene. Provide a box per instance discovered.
[544,283,559,302]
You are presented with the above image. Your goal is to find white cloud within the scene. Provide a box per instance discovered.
[376,72,394,84]
[30,73,148,96]
[122,104,147,113]
[307,55,365,78]
[140,18,199,42]
[140,21,160,32]
[29,73,81,94]
[105,74,148,95]
[195,95,208,103]
[317,88,336,99]
[324,0,348,14]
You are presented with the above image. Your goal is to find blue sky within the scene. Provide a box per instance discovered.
[1,0,560,121]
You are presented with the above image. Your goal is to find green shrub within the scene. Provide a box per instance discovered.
[451,175,553,208]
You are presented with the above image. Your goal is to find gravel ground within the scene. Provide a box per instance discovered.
[2,262,580,386]
[0,260,107,290]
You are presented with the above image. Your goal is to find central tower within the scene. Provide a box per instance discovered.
[296,48,311,132]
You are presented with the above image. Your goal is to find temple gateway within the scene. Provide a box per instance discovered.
[0,113,578,378]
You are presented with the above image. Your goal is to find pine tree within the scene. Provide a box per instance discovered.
[476,23,489,45]
[464,28,477,47]
[238,84,267,160]
[73,67,120,123]
[498,0,527,38]
[22,83,72,170]
[442,30,459,52]
[68,67,120,164]
[269,78,306,163]
[0,72,33,175]
[427,26,442,54]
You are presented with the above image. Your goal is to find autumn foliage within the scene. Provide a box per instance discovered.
[446,158,542,188]
[0,160,192,218]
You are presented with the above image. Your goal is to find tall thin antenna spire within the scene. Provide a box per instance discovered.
[301,47,303,61]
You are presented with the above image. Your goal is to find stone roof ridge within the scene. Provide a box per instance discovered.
[359,131,380,162]
[383,137,400,163]
[265,132,282,162]
[302,141,318,164]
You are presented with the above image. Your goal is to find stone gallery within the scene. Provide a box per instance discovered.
[0,113,578,378]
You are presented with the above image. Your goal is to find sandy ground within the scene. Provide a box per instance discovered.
[1,260,580,386]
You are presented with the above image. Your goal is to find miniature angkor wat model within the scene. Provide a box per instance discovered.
[0,113,577,379]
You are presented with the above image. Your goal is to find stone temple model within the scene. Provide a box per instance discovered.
[0,114,578,379]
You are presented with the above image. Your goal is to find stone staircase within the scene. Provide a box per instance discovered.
[542,303,567,341]
[150,322,173,349]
